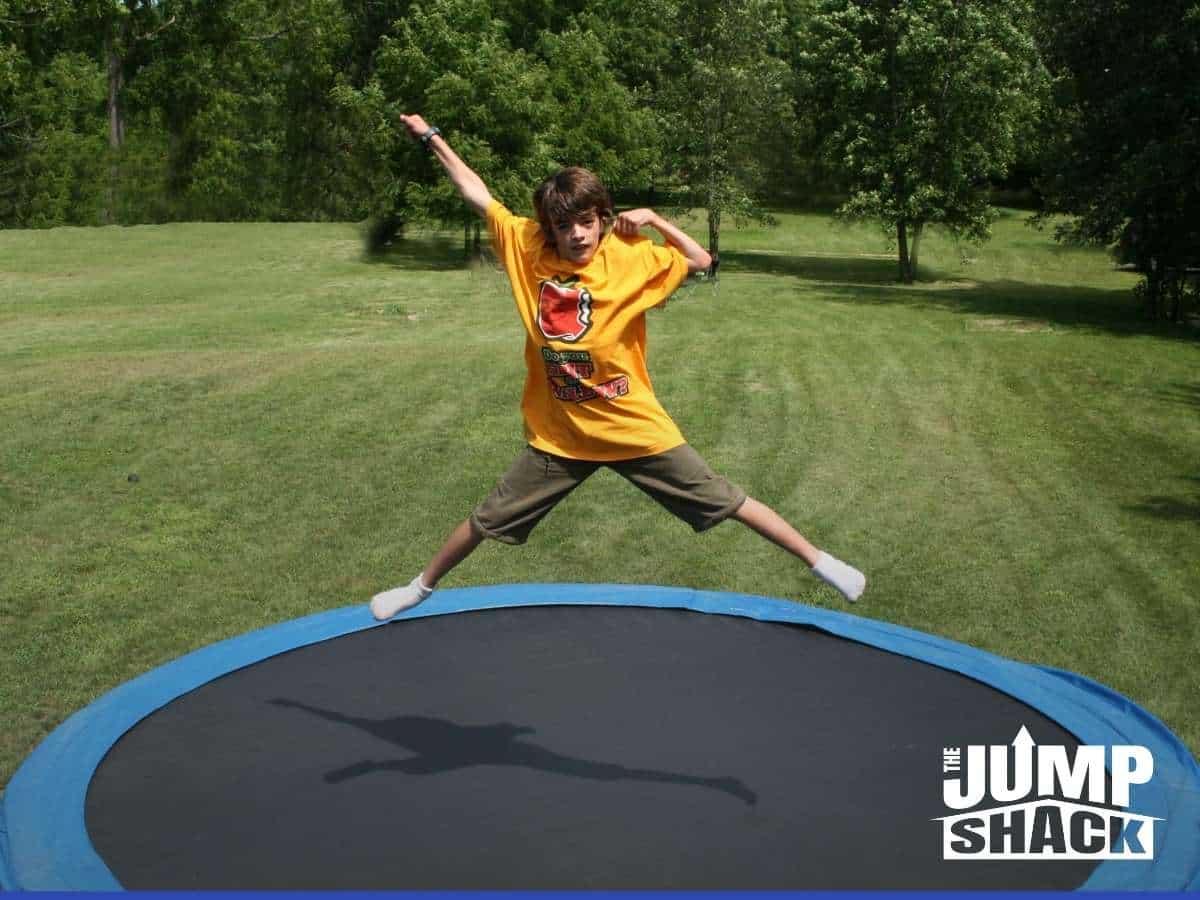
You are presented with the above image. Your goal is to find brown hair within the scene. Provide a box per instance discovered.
[532,167,614,242]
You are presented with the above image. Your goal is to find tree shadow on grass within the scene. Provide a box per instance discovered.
[1128,385,1200,523]
[360,232,485,272]
[1128,489,1200,522]
[719,249,901,284]
[1158,383,1200,412]
[720,249,1195,341]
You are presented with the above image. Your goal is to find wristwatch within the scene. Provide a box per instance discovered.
[419,126,442,150]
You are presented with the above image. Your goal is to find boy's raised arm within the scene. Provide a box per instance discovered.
[614,208,712,274]
[399,114,494,217]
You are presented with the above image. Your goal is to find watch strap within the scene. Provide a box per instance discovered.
[419,125,442,149]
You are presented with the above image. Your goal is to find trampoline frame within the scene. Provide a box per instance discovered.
[1,583,1197,890]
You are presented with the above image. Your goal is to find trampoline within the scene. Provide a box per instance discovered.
[1,584,1198,890]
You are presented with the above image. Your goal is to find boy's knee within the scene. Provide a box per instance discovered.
[468,511,530,546]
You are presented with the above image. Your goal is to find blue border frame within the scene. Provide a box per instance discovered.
[2,584,1198,891]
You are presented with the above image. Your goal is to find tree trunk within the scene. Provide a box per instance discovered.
[897,220,914,283]
[1169,271,1183,323]
[909,221,924,276]
[106,41,125,150]
[708,207,720,278]
[1145,261,1162,320]
[104,31,125,224]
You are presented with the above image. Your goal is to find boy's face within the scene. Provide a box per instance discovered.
[552,211,603,265]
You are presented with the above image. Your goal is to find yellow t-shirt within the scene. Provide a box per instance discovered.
[487,199,691,461]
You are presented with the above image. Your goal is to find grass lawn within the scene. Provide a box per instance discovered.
[2,208,1198,790]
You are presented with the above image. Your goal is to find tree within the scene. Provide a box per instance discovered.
[1,0,107,225]
[369,0,559,248]
[272,0,357,219]
[349,0,661,251]
[138,0,361,222]
[84,0,178,220]
[1036,0,1200,321]
[658,0,796,262]
[536,24,660,194]
[798,0,1045,282]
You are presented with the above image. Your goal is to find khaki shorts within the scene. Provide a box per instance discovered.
[470,444,747,545]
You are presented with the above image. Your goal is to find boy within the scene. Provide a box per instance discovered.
[370,113,865,619]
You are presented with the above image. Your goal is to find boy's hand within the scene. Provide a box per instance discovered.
[398,113,432,142]
[613,208,661,236]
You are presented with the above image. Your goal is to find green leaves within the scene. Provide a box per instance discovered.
[0,42,106,226]
[360,0,662,227]
[799,0,1046,281]
[369,0,555,219]
[7,0,798,233]
[538,26,659,191]
[657,0,796,253]
[1036,0,1200,319]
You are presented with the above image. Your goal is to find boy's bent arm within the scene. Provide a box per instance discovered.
[614,208,712,273]
[398,114,494,217]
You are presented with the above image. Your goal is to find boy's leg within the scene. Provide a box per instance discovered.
[614,445,865,602]
[369,519,482,621]
[425,518,484,585]
[733,497,820,566]
[733,497,865,602]
[370,446,596,620]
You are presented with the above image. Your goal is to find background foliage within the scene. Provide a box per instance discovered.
[1034,0,1200,320]
[797,0,1046,282]
[2,0,1198,315]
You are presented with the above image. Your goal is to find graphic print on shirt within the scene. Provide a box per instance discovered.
[542,347,629,404]
[537,277,593,343]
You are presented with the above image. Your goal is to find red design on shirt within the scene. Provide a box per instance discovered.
[538,279,593,343]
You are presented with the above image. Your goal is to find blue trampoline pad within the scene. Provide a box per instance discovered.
[1,584,1197,890]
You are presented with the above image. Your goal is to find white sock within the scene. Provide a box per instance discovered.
[812,552,866,603]
[370,573,435,621]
